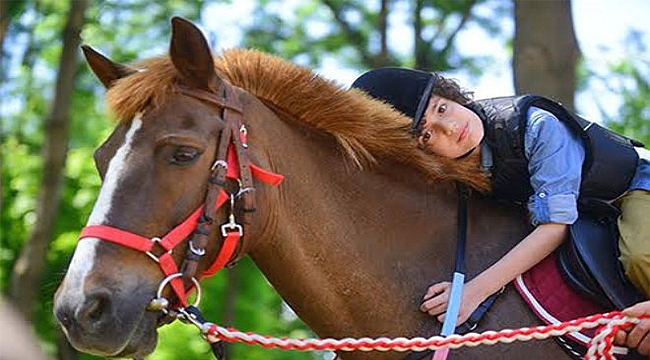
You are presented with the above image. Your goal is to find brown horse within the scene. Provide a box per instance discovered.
[53,17,571,360]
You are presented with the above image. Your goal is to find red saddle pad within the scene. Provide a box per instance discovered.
[514,252,627,358]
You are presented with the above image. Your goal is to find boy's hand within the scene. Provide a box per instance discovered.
[615,300,650,356]
[419,280,487,325]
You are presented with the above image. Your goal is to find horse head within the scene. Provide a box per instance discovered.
[53,17,268,358]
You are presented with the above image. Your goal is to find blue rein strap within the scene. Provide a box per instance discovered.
[431,183,469,360]
[404,183,503,360]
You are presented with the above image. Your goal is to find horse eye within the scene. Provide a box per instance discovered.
[170,146,200,165]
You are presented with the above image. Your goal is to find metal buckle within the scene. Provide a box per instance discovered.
[188,240,206,256]
[211,159,228,171]
[149,273,201,313]
[221,222,243,237]
[176,307,205,328]
[145,237,172,263]
[240,125,248,148]
[221,194,243,237]
[236,187,254,198]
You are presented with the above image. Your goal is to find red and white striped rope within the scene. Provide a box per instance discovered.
[195,312,647,360]
[584,314,640,360]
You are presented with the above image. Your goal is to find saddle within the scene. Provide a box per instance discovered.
[557,199,645,310]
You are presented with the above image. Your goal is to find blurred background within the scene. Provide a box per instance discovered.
[1,0,648,359]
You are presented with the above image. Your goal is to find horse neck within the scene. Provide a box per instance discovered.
[243,101,462,341]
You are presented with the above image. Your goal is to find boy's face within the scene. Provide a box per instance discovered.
[416,95,484,158]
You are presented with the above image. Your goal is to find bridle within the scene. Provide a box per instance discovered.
[79,81,284,309]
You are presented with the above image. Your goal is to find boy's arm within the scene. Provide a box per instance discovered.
[468,222,567,298]
[421,223,567,323]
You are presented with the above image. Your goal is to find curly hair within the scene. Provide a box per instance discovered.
[432,73,474,105]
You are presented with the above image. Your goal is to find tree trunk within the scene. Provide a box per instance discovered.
[413,0,426,69]
[0,0,10,56]
[9,0,88,319]
[377,0,389,66]
[513,0,581,110]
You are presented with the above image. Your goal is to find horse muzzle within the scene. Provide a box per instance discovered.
[53,284,159,357]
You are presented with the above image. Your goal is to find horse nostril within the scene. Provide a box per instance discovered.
[55,306,74,330]
[77,290,113,329]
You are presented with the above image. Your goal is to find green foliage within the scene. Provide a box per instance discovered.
[593,30,650,145]
[239,0,503,74]
[1,137,42,287]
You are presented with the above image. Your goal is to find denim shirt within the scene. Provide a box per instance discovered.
[481,107,650,226]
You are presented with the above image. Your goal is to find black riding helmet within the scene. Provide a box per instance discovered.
[351,67,438,135]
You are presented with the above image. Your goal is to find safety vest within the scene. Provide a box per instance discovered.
[466,95,642,202]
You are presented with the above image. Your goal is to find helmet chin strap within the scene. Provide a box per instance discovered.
[454,146,477,160]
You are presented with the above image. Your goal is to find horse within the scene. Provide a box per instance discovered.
[53,17,572,360]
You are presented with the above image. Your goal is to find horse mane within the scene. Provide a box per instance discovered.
[105,49,490,191]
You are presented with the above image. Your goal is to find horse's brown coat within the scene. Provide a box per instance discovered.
[54,17,571,360]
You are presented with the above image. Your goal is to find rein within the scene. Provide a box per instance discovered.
[79,82,283,308]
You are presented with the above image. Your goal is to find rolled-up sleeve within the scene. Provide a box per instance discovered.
[524,107,584,226]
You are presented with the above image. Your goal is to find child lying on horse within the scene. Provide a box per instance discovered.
[351,68,650,327]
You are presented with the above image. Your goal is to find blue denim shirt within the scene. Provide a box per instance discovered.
[481,107,650,226]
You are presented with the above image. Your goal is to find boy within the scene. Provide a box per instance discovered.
[351,68,650,326]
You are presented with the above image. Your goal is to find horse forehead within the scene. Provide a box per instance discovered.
[148,95,222,125]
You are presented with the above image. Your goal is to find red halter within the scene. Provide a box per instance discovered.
[79,83,284,307]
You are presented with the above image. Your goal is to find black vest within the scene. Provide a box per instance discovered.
[466,95,642,202]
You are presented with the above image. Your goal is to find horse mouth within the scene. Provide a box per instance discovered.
[80,310,160,358]
[113,309,180,357]
[110,307,191,358]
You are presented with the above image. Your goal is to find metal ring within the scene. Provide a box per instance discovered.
[155,273,201,308]
[145,252,160,263]
[145,237,171,263]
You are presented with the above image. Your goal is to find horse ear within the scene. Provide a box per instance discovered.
[169,17,220,92]
[81,45,134,88]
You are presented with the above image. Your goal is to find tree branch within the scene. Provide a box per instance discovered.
[321,0,375,67]
[437,0,477,57]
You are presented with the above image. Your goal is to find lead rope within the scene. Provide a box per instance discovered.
[173,307,646,360]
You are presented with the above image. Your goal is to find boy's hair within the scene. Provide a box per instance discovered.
[432,74,474,106]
